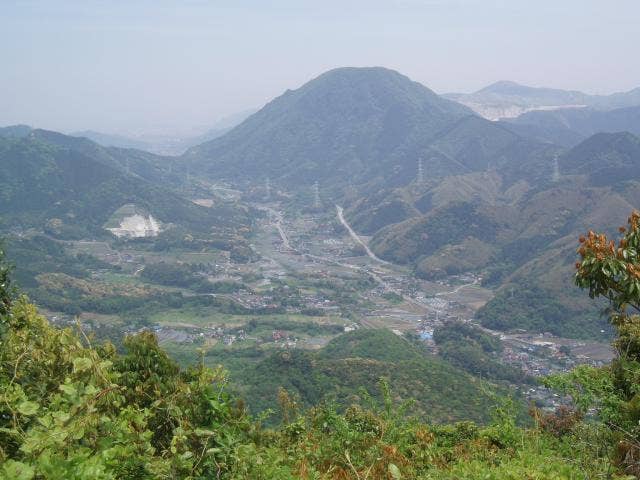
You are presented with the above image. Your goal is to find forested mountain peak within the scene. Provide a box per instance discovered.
[0,124,33,138]
[285,66,472,116]
[446,80,640,121]
[560,131,640,184]
[566,130,640,153]
[183,67,474,186]
[475,80,586,99]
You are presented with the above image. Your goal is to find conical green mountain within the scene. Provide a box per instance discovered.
[184,67,474,186]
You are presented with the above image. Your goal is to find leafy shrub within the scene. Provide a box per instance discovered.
[533,405,583,437]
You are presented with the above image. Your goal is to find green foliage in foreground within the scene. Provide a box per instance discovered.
[0,243,631,479]
[0,242,12,317]
[557,211,640,477]
[0,298,615,479]
[228,329,517,424]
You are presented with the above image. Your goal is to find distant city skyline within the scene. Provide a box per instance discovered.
[2,0,639,135]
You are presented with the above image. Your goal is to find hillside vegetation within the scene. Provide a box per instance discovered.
[184,67,474,187]
[14,66,627,342]
[505,105,640,146]
[358,132,640,338]
[234,329,505,423]
[3,65,640,477]
[2,219,640,478]
[0,134,251,238]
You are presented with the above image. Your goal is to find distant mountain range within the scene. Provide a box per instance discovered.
[362,131,640,338]
[502,105,640,147]
[3,66,640,339]
[175,66,640,337]
[445,80,640,120]
[69,130,151,150]
[69,109,257,155]
[182,68,565,204]
[0,124,33,138]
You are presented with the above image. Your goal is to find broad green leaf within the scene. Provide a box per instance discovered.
[17,400,39,416]
[2,460,34,480]
[98,360,113,370]
[73,357,92,373]
[59,383,77,397]
[389,463,402,479]
[52,411,70,425]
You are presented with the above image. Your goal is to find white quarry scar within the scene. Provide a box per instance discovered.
[107,214,161,238]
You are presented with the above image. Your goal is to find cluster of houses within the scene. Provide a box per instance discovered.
[221,330,248,346]
[220,287,341,315]
[523,386,570,411]
[500,332,611,377]
[226,290,281,310]
[271,330,299,348]
[303,294,340,312]
[501,346,554,376]
[151,325,249,346]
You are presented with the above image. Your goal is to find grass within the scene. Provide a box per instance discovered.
[103,249,224,267]
[67,240,225,264]
[95,271,145,286]
[162,336,271,377]
[148,306,344,328]
[159,340,205,365]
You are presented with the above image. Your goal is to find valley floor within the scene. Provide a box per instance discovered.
[31,192,614,414]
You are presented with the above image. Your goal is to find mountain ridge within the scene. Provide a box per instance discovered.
[183,67,476,187]
[351,131,640,337]
[445,81,640,120]
[0,132,250,238]
[504,105,640,146]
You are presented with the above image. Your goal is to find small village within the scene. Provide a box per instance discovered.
[44,202,614,416]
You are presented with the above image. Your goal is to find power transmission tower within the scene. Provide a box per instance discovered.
[313,181,321,209]
[552,155,560,182]
[485,160,494,178]
[417,158,424,184]
[265,177,271,200]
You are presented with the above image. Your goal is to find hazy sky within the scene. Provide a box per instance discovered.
[2,0,639,135]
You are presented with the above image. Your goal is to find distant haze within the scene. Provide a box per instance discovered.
[2,0,639,135]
